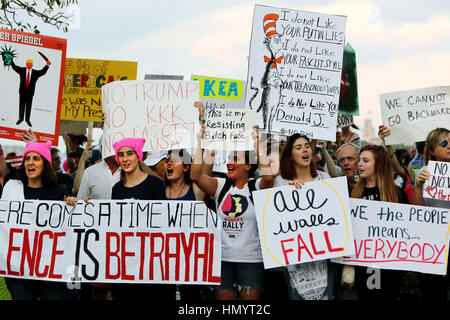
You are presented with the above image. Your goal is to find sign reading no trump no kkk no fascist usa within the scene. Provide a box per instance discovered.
[253,177,355,269]
[336,199,450,275]
[245,5,346,140]
[101,80,200,159]
[0,199,221,284]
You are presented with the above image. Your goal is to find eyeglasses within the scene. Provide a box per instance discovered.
[338,156,356,163]
[439,140,449,148]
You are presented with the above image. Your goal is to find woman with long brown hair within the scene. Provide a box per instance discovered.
[273,133,334,300]
[1,141,77,300]
[350,144,409,301]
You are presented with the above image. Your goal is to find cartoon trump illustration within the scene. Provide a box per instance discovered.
[10,51,51,127]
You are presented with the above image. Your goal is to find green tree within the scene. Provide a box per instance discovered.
[0,0,78,34]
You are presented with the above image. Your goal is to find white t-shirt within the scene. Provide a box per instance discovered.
[214,177,263,263]
[77,160,121,200]
[274,170,332,300]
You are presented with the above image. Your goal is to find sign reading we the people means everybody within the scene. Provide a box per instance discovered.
[253,176,355,269]
[0,28,66,145]
[101,80,200,158]
[0,199,221,284]
[245,5,346,140]
[380,86,450,145]
[336,199,450,275]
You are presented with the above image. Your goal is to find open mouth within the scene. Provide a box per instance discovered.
[302,155,310,161]
[166,168,174,175]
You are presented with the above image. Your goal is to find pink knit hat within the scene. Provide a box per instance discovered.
[22,140,52,164]
[113,138,146,164]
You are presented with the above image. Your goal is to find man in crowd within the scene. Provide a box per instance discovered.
[337,142,360,190]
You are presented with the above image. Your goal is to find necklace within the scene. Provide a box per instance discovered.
[171,183,186,199]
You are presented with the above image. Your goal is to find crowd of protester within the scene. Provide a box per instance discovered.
[0,101,449,301]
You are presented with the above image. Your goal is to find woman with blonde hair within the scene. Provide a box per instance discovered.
[412,127,449,300]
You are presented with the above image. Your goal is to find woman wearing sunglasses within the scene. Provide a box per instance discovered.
[412,127,450,300]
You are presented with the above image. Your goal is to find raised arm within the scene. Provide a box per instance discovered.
[190,125,218,197]
[253,126,276,189]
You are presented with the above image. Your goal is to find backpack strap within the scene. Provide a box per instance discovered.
[216,178,258,206]
[247,179,257,205]
[217,178,234,206]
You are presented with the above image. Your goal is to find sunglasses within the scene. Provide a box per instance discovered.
[439,140,449,148]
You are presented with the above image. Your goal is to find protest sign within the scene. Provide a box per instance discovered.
[192,75,246,110]
[245,5,346,140]
[0,28,66,145]
[337,113,354,128]
[423,161,450,202]
[253,177,354,269]
[336,199,450,275]
[202,108,256,151]
[61,58,137,122]
[380,86,450,145]
[0,199,221,284]
[101,80,200,159]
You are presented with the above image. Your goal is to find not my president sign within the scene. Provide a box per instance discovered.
[0,199,221,284]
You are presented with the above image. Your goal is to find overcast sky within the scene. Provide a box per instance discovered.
[2,0,450,148]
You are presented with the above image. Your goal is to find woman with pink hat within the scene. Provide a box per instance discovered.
[108,137,175,301]
[1,140,76,300]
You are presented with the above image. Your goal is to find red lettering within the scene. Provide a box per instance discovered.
[432,244,446,264]
[280,238,295,265]
[409,243,421,259]
[374,239,386,259]
[309,232,325,255]
[194,233,209,282]
[7,228,22,276]
[149,233,165,281]
[105,232,121,280]
[136,232,149,281]
[35,230,52,278]
[207,233,220,283]
[386,240,397,258]
[397,241,408,260]
[180,233,194,282]
[363,239,373,259]
[324,231,344,253]
[48,232,65,279]
[121,232,135,281]
[422,243,434,261]
[80,74,89,87]
[297,234,313,262]
[20,230,39,277]
[165,233,181,282]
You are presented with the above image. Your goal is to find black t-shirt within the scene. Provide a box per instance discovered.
[23,183,69,201]
[112,175,166,200]
[350,185,409,204]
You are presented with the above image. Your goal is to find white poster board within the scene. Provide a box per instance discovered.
[336,199,450,275]
[253,176,354,269]
[0,199,221,284]
[101,80,200,158]
[245,5,346,140]
[202,108,256,151]
[380,86,450,145]
[423,161,450,202]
